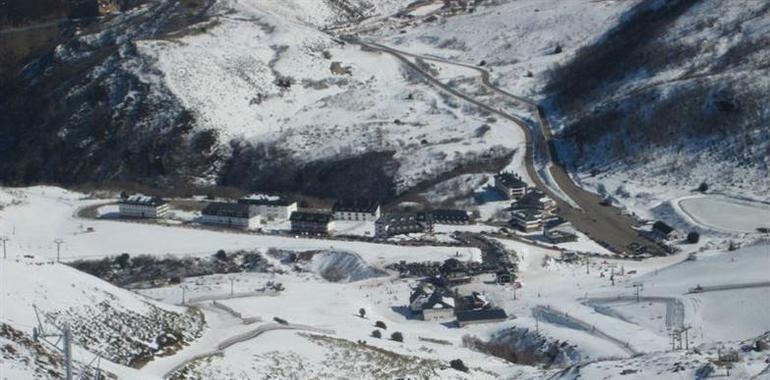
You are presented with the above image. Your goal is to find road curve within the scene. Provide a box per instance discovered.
[163,322,334,379]
[350,38,666,256]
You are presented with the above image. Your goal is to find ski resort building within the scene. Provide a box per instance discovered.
[431,209,471,225]
[456,309,508,327]
[238,194,298,220]
[409,282,456,321]
[118,194,169,218]
[652,221,682,241]
[332,199,381,221]
[201,202,262,230]
[510,209,544,233]
[512,188,556,215]
[544,229,578,244]
[494,172,528,200]
[511,210,543,233]
[290,211,335,235]
[375,212,434,238]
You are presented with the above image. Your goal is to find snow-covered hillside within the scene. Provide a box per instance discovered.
[544,0,770,213]
[0,257,204,369]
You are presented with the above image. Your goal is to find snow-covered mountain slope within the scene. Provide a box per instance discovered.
[1,0,517,199]
[0,256,204,375]
[544,0,770,209]
[373,0,639,97]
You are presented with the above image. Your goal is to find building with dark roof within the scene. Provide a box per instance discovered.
[408,282,455,321]
[456,308,508,327]
[290,211,335,235]
[510,209,543,233]
[201,202,262,229]
[494,172,528,200]
[332,199,381,221]
[118,194,169,218]
[375,212,433,238]
[652,221,680,240]
[431,209,471,225]
[544,229,578,244]
[238,194,297,220]
[512,188,556,214]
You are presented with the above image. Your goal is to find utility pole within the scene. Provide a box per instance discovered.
[63,323,72,380]
[1,236,8,259]
[230,277,235,297]
[585,257,590,275]
[181,286,187,305]
[633,282,644,303]
[54,238,64,262]
[33,305,73,380]
[682,325,691,350]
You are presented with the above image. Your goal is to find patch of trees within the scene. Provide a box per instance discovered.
[69,250,272,287]
[390,332,404,342]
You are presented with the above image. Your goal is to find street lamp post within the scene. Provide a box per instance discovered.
[54,239,64,263]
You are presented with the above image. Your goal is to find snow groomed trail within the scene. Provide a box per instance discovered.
[162,322,335,379]
[532,305,640,357]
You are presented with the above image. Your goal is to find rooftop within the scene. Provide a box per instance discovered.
[119,194,167,207]
[495,172,527,188]
[333,199,380,213]
[238,194,295,206]
[202,202,254,218]
[431,209,470,220]
[290,211,334,223]
[456,308,508,322]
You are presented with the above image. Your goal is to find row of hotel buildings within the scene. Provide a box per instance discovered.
[118,194,471,238]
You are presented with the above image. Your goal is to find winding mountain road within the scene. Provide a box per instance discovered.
[350,38,665,256]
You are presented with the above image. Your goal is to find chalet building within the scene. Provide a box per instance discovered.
[513,188,556,215]
[201,202,261,230]
[494,172,528,200]
[510,209,544,233]
[421,294,456,321]
[238,194,297,220]
[409,282,455,321]
[290,211,335,235]
[375,212,433,238]
[652,221,681,241]
[431,209,471,225]
[456,308,508,327]
[332,199,381,222]
[544,229,578,244]
[118,194,169,218]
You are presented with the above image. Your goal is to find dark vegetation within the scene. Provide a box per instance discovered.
[449,359,468,373]
[462,328,580,368]
[69,250,274,287]
[0,0,222,191]
[544,0,770,175]
[221,145,399,201]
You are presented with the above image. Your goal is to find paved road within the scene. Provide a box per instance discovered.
[351,39,666,256]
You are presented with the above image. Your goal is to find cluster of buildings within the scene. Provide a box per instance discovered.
[117,193,472,238]
[494,173,557,234]
[408,282,508,326]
